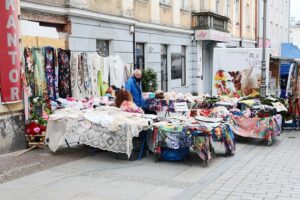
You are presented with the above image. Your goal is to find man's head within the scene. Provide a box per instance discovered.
[133,69,142,81]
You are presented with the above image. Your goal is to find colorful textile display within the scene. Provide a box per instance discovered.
[230,115,280,142]
[58,49,72,98]
[157,125,191,149]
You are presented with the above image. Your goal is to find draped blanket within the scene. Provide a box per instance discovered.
[45,107,152,157]
[230,115,281,141]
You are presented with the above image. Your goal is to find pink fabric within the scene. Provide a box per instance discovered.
[230,116,277,139]
[120,101,144,114]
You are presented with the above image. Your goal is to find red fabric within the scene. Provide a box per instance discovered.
[25,122,46,136]
[199,109,212,117]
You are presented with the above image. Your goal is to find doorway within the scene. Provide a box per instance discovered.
[202,41,214,95]
[161,45,168,91]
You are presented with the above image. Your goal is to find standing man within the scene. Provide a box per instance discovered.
[125,69,145,108]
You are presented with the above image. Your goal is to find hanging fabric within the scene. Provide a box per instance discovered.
[44,47,57,100]
[101,56,110,84]
[109,55,125,88]
[70,52,80,99]
[32,47,47,99]
[24,47,35,99]
[88,52,101,97]
[58,49,72,98]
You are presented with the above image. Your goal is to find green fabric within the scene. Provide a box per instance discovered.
[32,48,46,98]
[159,124,184,132]
[98,70,105,96]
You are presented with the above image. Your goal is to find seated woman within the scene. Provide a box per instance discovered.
[115,90,144,114]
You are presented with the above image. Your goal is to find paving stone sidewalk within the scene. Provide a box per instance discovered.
[0,131,299,200]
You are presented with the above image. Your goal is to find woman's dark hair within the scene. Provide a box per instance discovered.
[115,90,133,108]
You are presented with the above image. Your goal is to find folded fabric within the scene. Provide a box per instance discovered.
[271,102,287,112]
[195,116,223,123]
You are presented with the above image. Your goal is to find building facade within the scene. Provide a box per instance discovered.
[258,0,290,56]
[290,23,300,49]
[20,0,198,94]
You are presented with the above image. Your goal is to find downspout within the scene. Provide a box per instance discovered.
[240,0,243,47]
[255,0,259,47]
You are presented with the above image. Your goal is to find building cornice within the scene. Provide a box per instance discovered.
[20,1,194,35]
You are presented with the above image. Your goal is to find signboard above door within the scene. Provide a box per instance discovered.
[195,30,231,43]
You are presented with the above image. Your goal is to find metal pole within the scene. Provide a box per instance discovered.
[132,25,136,69]
[260,0,267,97]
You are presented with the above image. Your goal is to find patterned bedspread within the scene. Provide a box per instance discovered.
[45,106,152,157]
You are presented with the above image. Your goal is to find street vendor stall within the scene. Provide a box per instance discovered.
[46,106,153,158]
[147,114,235,165]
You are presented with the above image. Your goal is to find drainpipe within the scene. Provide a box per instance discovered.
[255,0,259,47]
[130,25,136,69]
[239,0,243,47]
[260,0,267,97]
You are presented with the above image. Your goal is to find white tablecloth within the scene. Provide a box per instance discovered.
[45,106,152,157]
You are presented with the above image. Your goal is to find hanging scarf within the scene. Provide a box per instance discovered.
[58,49,72,98]
[44,47,57,100]
[32,47,47,99]
[24,47,35,99]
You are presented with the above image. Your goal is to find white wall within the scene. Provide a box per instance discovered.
[21,20,59,38]
[259,0,290,56]
[290,26,300,49]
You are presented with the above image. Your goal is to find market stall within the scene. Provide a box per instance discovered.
[45,106,153,158]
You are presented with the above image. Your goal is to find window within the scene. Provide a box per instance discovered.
[181,0,189,10]
[171,53,181,80]
[96,40,109,57]
[161,45,168,91]
[160,0,170,5]
[200,0,205,11]
[226,0,231,17]
[216,0,221,14]
[246,3,251,28]
[181,46,186,86]
[235,0,240,25]
[136,43,145,70]
[171,46,186,83]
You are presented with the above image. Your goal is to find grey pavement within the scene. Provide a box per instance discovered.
[0,131,299,200]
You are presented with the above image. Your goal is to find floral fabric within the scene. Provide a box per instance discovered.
[58,49,72,98]
[44,47,57,100]
[24,48,35,98]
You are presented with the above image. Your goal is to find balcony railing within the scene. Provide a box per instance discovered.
[192,11,229,32]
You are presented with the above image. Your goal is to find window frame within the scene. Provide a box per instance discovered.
[181,46,187,86]
[160,0,170,6]
[136,43,145,70]
[96,40,110,57]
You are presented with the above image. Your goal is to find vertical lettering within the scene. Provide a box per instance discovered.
[8,51,17,65]
[11,87,19,101]
[7,33,16,47]
[6,0,15,11]
[6,15,16,29]
[9,69,18,83]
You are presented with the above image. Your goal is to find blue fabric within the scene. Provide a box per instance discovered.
[281,43,300,59]
[125,76,145,107]
[161,147,190,161]
[280,63,292,76]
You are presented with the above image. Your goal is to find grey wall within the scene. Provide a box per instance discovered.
[0,113,26,155]
[68,16,197,93]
